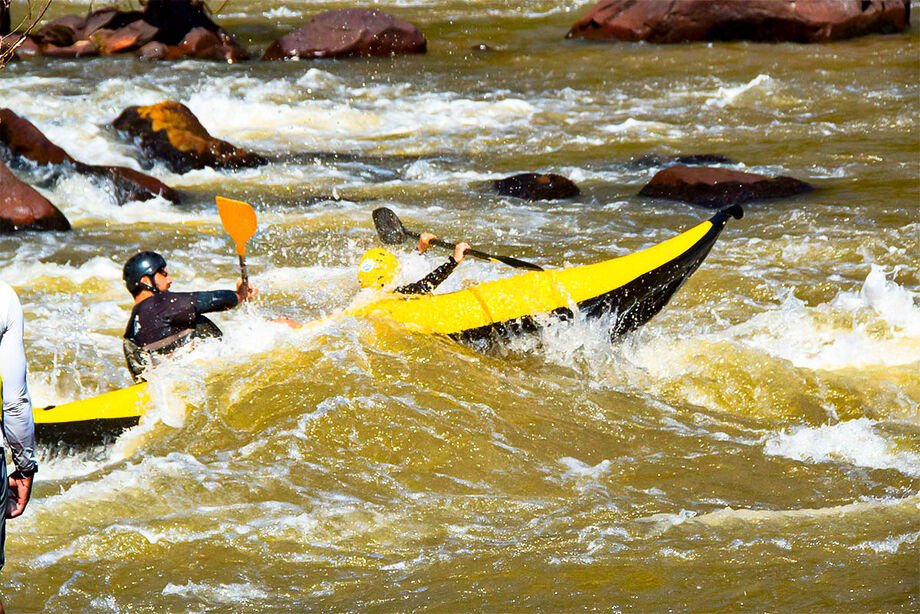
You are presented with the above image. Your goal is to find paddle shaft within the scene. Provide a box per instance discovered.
[238,255,249,287]
[413,232,542,270]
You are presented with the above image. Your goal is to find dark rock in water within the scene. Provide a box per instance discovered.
[14,2,246,62]
[629,153,734,169]
[112,100,267,174]
[639,165,813,208]
[92,20,159,56]
[493,173,581,201]
[0,108,73,165]
[77,163,181,204]
[137,41,169,61]
[567,0,910,43]
[41,39,100,58]
[0,108,179,203]
[33,15,86,47]
[0,161,70,232]
[263,9,427,60]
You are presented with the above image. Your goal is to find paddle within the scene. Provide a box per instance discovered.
[215,196,258,289]
[372,207,544,271]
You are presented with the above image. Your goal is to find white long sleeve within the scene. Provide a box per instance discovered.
[0,280,37,474]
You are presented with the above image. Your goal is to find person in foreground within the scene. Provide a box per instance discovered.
[358,233,471,294]
[122,251,257,382]
[0,279,38,606]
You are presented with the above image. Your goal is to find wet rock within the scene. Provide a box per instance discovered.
[112,100,267,174]
[41,39,100,58]
[493,173,581,201]
[0,160,71,232]
[76,163,181,203]
[13,1,247,62]
[33,15,85,47]
[92,20,159,55]
[639,165,813,208]
[2,35,38,58]
[263,9,427,60]
[175,26,247,62]
[567,0,910,43]
[0,108,179,203]
[0,108,73,165]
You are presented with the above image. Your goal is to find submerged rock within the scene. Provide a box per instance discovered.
[112,100,267,174]
[639,165,813,208]
[263,9,427,60]
[567,0,911,43]
[493,173,581,201]
[0,108,179,204]
[0,161,70,232]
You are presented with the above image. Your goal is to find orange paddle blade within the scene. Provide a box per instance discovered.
[216,196,258,257]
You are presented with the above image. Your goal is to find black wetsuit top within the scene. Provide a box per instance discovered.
[396,257,459,295]
[125,290,239,347]
[123,290,238,381]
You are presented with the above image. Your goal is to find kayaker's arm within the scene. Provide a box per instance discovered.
[192,288,247,313]
[396,257,459,295]
[396,240,470,295]
[0,282,38,518]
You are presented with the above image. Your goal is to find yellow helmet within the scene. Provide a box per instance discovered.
[357,248,399,289]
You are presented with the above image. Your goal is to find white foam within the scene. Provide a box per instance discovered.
[162,581,268,602]
[705,74,775,108]
[764,418,920,477]
[728,266,920,370]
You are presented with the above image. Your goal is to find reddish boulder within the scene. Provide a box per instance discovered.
[12,2,247,62]
[639,165,813,208]
[0,108,73,165]
[0,109,179,203]
[0,161,70,232]
[92,20,159,55]
[493,173,581,201]
[33,14,85,47]
[41,39,99,58]
[567,0,910,43]
[112,100,267,173]
[263,9,427,60]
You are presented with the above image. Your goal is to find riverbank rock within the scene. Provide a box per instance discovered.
[0,109,179,203]
[567,0,910,43]
[0,161,70,232]
[639,165,813,207]
[112,101,267,173]
[12,2,247,62]
[263,9,427,60]
[493,173,581,201]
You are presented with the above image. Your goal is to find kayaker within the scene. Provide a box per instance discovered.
[358,233,471,294]
[122,251,257,382]
[0,279,38,579]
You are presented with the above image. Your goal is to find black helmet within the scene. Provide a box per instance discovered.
[123,251,167,296]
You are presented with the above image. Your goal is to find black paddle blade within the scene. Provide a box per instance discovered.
[372,207,409,244]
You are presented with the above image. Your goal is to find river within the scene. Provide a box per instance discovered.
[0,1,918,611]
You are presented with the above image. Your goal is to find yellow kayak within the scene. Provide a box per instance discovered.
[349,205,742,343]
[34,383,149,445]
[34,206,741,443]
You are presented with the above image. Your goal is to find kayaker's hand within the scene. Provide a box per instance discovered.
[454,242,471,263]
[418,232,437,253]
[273,316,302,329]
[236,279,258,303]
[7,471,33,519]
